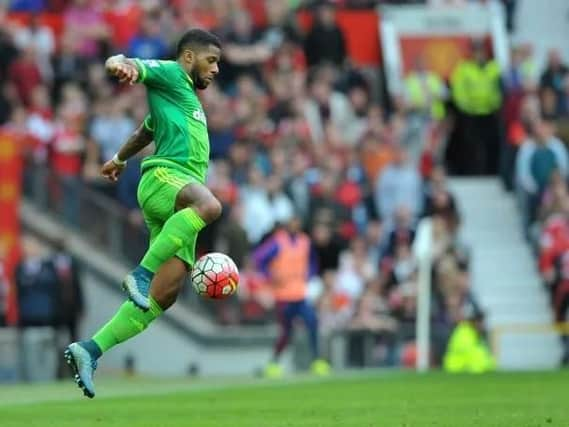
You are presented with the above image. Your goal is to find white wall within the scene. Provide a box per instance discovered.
[512,0,569,70]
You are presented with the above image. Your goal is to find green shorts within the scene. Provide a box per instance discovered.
[137,166,199,267]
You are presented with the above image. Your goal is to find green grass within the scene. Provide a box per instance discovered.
[1,370,568,427]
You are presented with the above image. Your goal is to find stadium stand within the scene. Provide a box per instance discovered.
[1,0,569,377]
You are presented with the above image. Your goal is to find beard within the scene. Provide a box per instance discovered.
[191,70,209,90]
[195,77,209,90]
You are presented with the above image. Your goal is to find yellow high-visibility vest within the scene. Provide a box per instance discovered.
[405,72,446,120]
[443,321,496,373]
[451,60,502,115]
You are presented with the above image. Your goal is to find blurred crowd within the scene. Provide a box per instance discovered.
[0,0,566,367]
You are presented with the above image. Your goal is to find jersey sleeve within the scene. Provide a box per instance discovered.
[134,59,180,88]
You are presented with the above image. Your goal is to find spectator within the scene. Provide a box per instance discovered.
[63,0,110,60]
[51,105,86,226]
[375,146,423,226]
[335,236,376,303]
[0,15,19,83]
[381,205,417,261]
[240,166,277,245]
[516,116,568,229]
[89,99,136,165]
[50,238,84,342]
[218,9,273,90]
[501,46,538,190]
[127,14,169,60]
[403,55,446,121]
[303,67,361,145]
[8,46,43,107]
[303,1,346,68]
[214,203,249,269]
[308,170,350,235]
[12,13,55,82]
[236,257,274,325]
[51,35,89,103]
[15,234,59,328]
[540,49,568,106]
[284,149,311,223]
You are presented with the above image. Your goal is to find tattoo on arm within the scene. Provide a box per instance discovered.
[117,122,153,161]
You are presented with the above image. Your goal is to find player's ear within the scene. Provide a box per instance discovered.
[182,48,194,65]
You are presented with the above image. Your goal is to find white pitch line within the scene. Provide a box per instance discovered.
[0,370,387,407]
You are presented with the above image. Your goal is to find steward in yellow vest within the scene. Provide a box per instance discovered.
[443,311,496,373]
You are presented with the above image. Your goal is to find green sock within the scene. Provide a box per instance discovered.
[140,207,206,273]
[92,297,163,353]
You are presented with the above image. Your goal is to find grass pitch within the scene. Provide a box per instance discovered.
[1,370,567,427]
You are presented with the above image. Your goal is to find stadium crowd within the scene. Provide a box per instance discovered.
[0,0,566,367]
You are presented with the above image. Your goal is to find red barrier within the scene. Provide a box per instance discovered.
[0,130,23,325]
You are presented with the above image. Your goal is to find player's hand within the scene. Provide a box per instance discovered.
[101,159,125,182]
[106,55,139,84]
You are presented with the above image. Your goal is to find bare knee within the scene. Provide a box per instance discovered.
[195,197,222,224]
[176,183,222,224]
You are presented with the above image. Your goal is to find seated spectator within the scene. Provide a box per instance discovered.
[317,269,354,339]
[336,237,376,303]
[537,169,569,223]
[350,278,397,335]
[381,205,417,261]
[8,46,43,107]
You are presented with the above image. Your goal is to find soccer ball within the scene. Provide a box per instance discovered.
[191,252,239,299]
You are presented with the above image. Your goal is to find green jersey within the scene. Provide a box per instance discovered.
[134,58,210,183]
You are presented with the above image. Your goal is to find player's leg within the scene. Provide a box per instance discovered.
[265,301,296,378]
[64,257,187,398]
[298,299,330,376]
[125,168,221,310]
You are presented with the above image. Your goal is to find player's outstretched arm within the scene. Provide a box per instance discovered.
[101,121,153,182]
[105,54,139,84]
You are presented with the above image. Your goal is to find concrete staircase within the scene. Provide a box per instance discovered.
[449,178,562,370]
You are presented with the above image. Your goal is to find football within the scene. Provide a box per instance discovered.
[191,252,239,299]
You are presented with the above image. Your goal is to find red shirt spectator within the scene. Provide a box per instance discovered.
[8,48,42,107]
[539,213,569,280]
[51,117,84,177]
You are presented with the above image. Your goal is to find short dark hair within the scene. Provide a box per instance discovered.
[176,29,221,58]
